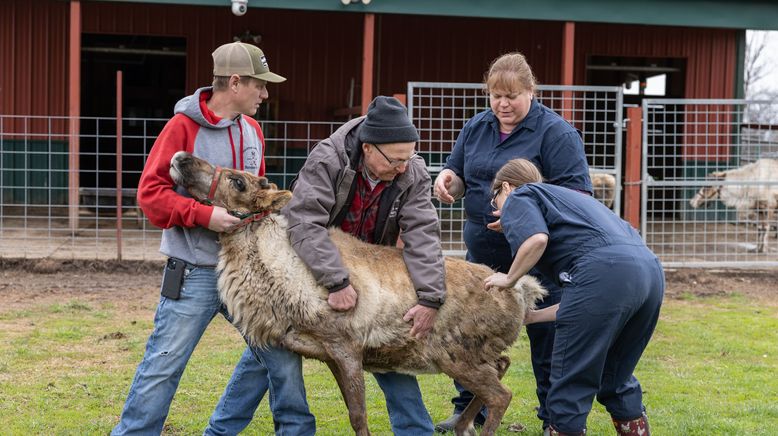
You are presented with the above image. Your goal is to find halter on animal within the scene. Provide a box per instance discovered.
[199,165,272,231]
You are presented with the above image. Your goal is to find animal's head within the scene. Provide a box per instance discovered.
[689,171,725,208]
[169,151,292,215]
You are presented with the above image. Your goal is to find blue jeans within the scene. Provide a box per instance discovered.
[111,266,313,435]
[214,350,432,435]
[205,346,315,436]
[373,372,434,435]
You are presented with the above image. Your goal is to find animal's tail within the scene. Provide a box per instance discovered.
[513,275,548,310]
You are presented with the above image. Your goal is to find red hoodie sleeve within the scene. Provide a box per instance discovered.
[136,114,213,229]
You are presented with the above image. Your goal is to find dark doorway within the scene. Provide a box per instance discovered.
[587,56,687,218]
[80,34,186,194]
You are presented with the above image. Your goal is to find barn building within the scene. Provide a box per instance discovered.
[1,0,777,217]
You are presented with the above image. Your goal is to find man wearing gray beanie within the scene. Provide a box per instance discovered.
[214,96,446,435]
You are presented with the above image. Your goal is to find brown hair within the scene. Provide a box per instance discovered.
[212,75,253,92]
[484,52,537,94]
[492,159,543,191]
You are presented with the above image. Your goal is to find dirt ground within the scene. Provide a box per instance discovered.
[1,258,776,312]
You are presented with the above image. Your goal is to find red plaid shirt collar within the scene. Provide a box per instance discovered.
[340,164,388,243]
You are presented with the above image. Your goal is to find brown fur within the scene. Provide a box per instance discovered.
[170,151,547,436]
[590,171,616,208]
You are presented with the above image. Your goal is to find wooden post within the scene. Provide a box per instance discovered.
[116,70,123,261]
[68,0,81,231]
[624,106,643,229]
[560,21,575,121]
[360,13,375,115]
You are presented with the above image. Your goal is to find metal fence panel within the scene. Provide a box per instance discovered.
[641,99,778,268]
[0,115,339,260]
[408,82,624,255]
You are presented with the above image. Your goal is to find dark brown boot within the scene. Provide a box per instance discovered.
[612,412,650,436]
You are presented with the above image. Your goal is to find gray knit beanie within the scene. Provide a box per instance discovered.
[358,96,420,145]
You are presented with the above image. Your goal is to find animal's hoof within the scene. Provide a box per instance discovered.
[453,426,476,436]
[507,422,527,432]
[435,413,461,433]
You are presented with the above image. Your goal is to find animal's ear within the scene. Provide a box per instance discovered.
[268,182,278,190]
[270,191,292,210]
[709,171,726,179]
[258,177,270,189]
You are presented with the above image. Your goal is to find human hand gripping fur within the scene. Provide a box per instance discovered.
[483,272,515,290]
[403,304,438,339]
[207,206,241,232]
[328,284,358,311]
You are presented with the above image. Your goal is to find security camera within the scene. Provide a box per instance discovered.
[231,0,248,16]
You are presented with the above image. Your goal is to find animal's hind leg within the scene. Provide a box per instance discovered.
[451,356,512,436]
[323,344,370,436]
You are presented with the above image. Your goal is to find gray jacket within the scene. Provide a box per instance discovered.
[282,117,446,308]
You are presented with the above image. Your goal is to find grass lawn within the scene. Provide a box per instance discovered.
[1,293,777,435]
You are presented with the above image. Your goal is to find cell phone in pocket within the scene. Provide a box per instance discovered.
[160,258,186,300]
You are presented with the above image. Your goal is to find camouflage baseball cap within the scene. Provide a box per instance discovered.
[212,42,286,83]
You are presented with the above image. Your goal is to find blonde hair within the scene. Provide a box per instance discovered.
[492,159,543,190]
[484,52,537,94]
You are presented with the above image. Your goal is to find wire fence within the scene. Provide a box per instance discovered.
[0,116,339,261]
[4,97,778,267]
[408,82,624,255]
[641,99,778,268]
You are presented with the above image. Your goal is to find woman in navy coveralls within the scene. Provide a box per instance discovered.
[433,52,592,432]
[485,159,664,436]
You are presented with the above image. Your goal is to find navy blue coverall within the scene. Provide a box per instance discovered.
[501,183,664,433]
[443,99,592,425]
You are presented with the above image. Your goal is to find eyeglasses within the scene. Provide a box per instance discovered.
[490,186,502,210]
[373,145,417,169]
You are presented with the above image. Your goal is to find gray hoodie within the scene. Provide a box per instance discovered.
[137,86,265,266]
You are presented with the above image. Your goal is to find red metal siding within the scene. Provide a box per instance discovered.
[574,23,737,98]
[3,3,740,125]
[377,14,564,95]
[0,0,69,117]
[80,2,364,121]
[575,23,738,161]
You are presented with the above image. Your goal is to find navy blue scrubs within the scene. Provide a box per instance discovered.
[501,183,664,433]
[443,99,592,425]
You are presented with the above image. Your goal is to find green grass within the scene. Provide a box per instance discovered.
[0,295,776,435]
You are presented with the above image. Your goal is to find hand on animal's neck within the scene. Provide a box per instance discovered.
[207,91,240,120]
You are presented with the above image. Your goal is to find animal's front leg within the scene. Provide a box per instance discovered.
[323,342,370,436]
[757,222,768,253]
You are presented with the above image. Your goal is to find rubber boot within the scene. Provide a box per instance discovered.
[612,412,650,436]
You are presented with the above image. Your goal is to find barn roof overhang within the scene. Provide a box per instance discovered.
[97,0,778,31]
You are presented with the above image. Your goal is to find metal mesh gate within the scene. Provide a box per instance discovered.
[641,99,778,268]
[408,82,624,255]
